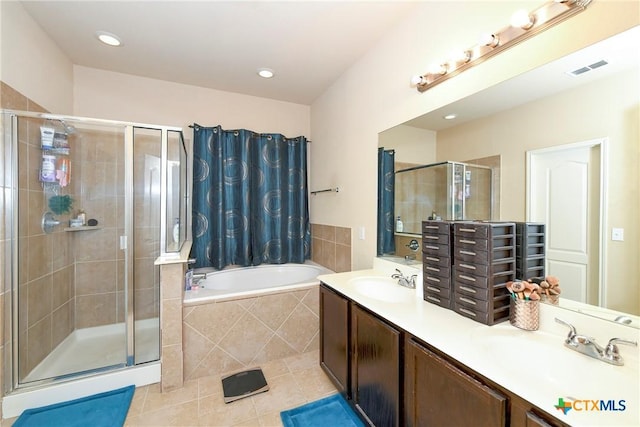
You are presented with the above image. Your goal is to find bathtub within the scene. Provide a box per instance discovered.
[183,261,333,305]
[182,261,334,380]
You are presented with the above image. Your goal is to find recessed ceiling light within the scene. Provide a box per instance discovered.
[443,114,457,120]
[96,31,122,47]
[257,68,275,79]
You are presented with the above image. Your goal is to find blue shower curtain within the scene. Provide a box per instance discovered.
[191,125,310,269]
[377,148,395,255]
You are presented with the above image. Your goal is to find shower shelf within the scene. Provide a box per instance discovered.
[64,226,102,232]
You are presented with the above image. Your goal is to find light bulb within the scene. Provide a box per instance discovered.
[450,50,471,64]
[428,63,448,76]
[478,33,499,47]
[510,9,534,29]
[410,75,426,86]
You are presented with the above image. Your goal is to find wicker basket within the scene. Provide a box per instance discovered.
[509,298,539,331]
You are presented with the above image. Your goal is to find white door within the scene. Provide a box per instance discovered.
[527,140,604,305]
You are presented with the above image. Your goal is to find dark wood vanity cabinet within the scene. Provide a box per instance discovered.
[319,282,567,427]
[319,284,350,395]
[351,304,401,427]
[405,335,507,427]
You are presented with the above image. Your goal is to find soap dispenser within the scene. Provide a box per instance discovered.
[396,216,404,233]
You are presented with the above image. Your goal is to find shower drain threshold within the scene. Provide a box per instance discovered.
[221,368,269,403]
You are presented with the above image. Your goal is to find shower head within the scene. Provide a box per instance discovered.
[60,121,76,134]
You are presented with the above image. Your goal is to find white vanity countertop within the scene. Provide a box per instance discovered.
[318,263,640,427]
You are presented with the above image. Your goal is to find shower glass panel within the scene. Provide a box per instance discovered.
[165,130,187,253]
[1,110,183,391]
[132,127,161,365]
[14,115,129,384]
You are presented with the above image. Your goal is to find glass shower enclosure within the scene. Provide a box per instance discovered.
[394,161,493,234]
[1,110,187,391]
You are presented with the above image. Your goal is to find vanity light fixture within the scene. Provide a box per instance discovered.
[257,68,275,79]
[411,0,592,93]
[96,31,122,47]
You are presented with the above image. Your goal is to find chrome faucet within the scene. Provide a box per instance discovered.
[391,268,417,289]
[555,318,637,366]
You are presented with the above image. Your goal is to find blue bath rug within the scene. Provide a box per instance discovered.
[280,394,364,427]
[13,384,135,427]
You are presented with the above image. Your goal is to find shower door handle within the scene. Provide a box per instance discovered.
[120,235,128,250]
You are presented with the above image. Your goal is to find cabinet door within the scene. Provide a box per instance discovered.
[319,284,349,394]
[405,336,507,427]
[351,304,401,427]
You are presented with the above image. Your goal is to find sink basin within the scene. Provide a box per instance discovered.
[469,327,632,394]
[347,276,414,303]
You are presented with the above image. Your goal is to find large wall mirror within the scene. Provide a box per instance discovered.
[377,26,639,328]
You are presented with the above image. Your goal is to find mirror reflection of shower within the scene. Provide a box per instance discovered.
[394,161,494,235]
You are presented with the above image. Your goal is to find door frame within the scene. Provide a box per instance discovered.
[525,138,608,306]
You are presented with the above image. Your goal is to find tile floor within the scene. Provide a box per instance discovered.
[4,351,337,427]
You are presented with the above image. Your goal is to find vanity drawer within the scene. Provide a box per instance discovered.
[455,235,515,252]
[454,222,515,240]
[422,253,450,267]
[452,301,510,326]
[454,246,515,265]
[453,268,515,290]
[455,260,514,278]
[422,220,452,235]
[454,282,489,300]
[423,274,451,289]
[422,233,451,245]
[423,283,451,299]
[454,293,489,312]
[423,263,451,278]
[423,291,452,309]
[454,280,511,302]
[422,241,451,257]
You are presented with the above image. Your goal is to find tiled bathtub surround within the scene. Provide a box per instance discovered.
[182,286,319,381]
[310,224,351,272]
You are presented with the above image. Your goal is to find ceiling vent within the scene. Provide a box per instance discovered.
[568,59,609,76]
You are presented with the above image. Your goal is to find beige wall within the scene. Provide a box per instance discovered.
[0,2,74,114]
[378,124,436,165]
[73,66,310,139]
[436,68,639,315]
[310,0,640,270]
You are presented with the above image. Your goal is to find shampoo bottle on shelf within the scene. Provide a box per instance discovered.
[395,216,403,233]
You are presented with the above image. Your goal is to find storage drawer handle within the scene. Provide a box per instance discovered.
[459,285,476,294]
[425,256,440,262]
[424,235,438,240]
[460,250,476,256]
[459,307,477,317]
[424,225,438,229]
[426,286,441,293]
[459,263,476,270]
[426,276,441,282]
[460,239,476,245]
[426,266,441,272]
[425,245,439,250]
[426,296,442,303]
[459,228,477,233]
[459,274,476,282]
[459,297,476,305]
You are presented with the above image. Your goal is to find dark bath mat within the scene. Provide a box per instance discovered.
[222,368,269,403]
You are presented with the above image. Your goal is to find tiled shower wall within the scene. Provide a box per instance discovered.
[310,223,351,273]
